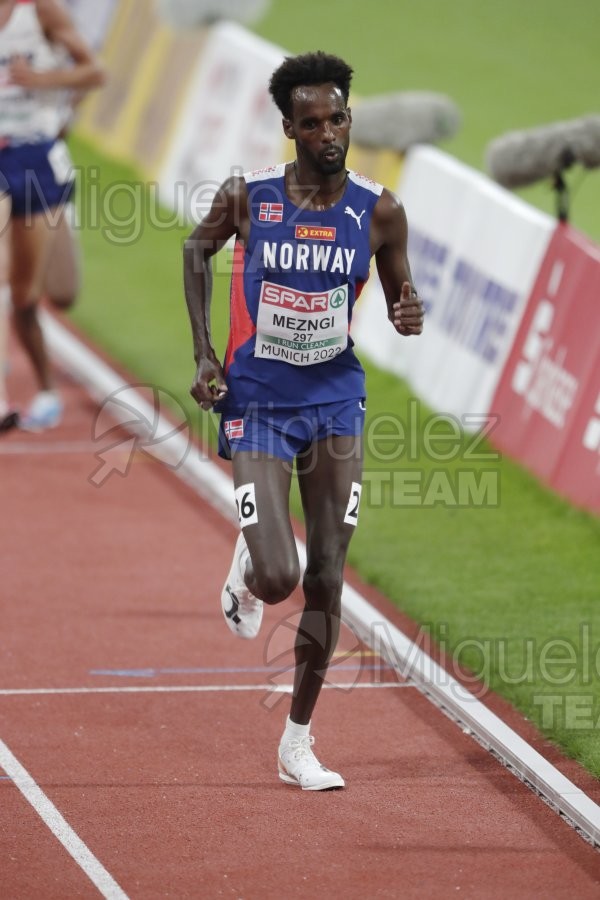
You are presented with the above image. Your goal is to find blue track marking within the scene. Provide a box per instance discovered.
[88,663,391,678]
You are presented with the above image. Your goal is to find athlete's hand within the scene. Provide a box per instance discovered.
[9,57,46,89]
[190,357,228,411]
[391,282,424,336]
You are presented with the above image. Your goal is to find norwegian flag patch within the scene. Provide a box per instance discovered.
[258,202,283,223]
[224,418,244,440]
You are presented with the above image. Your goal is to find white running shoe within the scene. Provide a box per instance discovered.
[21,391,63,432]
[278,734,345,791]
[221,531,263,639]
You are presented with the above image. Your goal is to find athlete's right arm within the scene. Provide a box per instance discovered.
[9,0,106,91]
[183,176,249,409]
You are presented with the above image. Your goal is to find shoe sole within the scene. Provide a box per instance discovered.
[221,534,263,639]
[278,762,345,791]
[221,581,260,639]
[221,583,263,639]
[221,533,246,636]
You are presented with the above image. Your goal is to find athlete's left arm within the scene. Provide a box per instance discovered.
[372,190,424,337]
[9,0,106,91]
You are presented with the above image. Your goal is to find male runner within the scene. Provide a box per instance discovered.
[184,51,424,790]
[0,0,104,430]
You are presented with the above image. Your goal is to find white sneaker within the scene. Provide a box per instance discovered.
[221,531,263,639]
[21,391,63,432]
[278,734,345,791]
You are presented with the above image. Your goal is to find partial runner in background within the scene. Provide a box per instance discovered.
[0,192,16,431]
[40,0,117,325]
[0,0,104,431]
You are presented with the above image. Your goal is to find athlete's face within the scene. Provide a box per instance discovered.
[283,83,351,176]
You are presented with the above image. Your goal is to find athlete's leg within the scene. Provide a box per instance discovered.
[0,193,18,431]
[231,451,301,604]
[43,203,81,310]
[290,434,363,724]
[10,210,58,391]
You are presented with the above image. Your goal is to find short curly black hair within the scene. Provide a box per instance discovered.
[268,51,353,118]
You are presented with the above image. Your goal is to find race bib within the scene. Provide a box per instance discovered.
[254,280,349,366]
[47,140,74,185]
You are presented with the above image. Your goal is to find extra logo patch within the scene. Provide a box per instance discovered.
[259,202,283,223]
[295,225,337,241]
[224,418,244,440]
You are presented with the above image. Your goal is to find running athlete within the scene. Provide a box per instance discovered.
[0,0,104,431]
[41,0,117,312]
[0,199,16,431]
[184,52,424,790]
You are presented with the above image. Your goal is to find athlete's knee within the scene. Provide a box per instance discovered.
[254,559,300,605]
[302,562,344,611]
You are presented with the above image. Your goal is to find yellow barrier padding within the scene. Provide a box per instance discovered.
[77,0,160,162]
[76,0,140,139]
[106,26,174,164]
[132,30,209,180]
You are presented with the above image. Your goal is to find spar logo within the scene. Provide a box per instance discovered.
[261,281,330,312]
[330,289,346,309]
[295,224,337,241]
[511,262,578,429]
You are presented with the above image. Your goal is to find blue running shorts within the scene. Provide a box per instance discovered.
[218,398,366,462]
[0,139,74,217]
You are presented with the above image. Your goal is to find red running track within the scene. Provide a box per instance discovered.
[1,326,599,899]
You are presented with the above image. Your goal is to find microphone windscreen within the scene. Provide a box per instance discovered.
[351,91,461,152]
[154,0,271,28]
[485,115,600,188]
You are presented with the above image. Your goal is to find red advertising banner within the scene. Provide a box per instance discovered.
[552,372,600,512]
[490,223,600,513]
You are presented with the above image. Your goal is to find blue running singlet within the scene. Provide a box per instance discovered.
[218,163,383,414]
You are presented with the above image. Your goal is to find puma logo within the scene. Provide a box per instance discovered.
[344,206,366,229]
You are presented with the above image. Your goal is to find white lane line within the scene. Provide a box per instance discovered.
[42,312,600,848]
[0,738,129,900]
[0,441,98,455]
[0,682,408,697]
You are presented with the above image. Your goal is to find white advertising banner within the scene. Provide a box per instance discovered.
[63,0,120,50]
[353,146,556,425]
[158,22,286,222]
